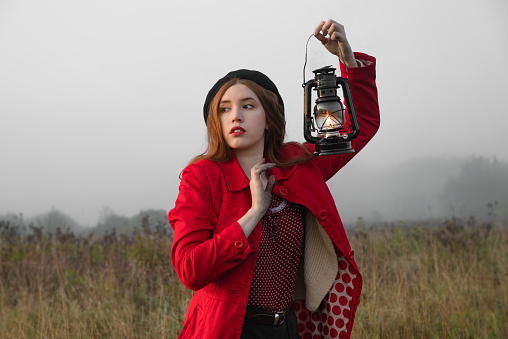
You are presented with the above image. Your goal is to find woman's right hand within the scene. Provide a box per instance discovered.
[249,158,276,216]
[237,158,276,237]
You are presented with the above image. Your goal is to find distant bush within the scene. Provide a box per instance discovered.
[31,208,83,234]
[442,156,508,220]
[94,209,171,235]
[0,209,83,235]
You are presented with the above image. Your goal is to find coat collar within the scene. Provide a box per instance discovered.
[217,155,297,192]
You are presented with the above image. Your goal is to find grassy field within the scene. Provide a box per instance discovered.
[1,217,506,338]
[351,218,507,338]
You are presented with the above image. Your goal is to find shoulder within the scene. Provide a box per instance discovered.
[183,159,222,176]
[182,158,240,186]
[185,158,216,170]
[279,142,314,162]
[181,159,223,186]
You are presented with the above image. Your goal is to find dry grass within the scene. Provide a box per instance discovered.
[351,218,507,338]
[0,217,192,338]
[1,216,506,338]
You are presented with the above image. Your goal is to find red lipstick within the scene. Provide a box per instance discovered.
[230,126,246,136]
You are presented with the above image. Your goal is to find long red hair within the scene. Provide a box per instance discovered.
[188,78,312,168]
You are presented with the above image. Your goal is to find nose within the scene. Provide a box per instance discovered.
[231,105,243,122]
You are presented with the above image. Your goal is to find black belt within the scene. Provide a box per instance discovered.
[245,305,290,326]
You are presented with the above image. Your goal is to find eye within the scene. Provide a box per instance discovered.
[244,104,253,109]
[220,107,230,113]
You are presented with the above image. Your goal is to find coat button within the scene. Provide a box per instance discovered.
[279,186,288,196]
[318,210,327,221]
[234,240,243,248]
[348,250,354,259]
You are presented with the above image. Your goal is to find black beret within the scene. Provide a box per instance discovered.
[203,69,284,124]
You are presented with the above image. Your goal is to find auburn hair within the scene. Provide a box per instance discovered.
[187,78,312,168]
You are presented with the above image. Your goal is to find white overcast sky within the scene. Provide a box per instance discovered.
[1,0,507,226]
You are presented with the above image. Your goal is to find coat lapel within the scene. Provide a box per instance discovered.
[216,157,250,192]
[216,156,298,192]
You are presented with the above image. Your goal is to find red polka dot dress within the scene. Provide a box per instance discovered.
[247,193,304,312]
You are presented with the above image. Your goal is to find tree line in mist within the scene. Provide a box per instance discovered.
[334,155,508,225]
[1,155,507,234]
[0,209,170,236]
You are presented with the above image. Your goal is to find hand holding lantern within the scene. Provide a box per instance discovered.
[313,19,357,68]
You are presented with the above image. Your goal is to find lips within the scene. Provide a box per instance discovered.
[230,126,246,136]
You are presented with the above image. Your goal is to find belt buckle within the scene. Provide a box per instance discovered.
[273,311,286,326]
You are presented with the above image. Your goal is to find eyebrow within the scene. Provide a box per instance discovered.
[219,97,256,104]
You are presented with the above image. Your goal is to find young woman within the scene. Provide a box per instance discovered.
[168,19,380,339]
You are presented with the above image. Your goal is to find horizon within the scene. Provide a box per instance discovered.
[2,153,506,227]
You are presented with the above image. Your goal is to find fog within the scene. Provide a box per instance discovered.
[333,155,508,224]
[1,0,508,227]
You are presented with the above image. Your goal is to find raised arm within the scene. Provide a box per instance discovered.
[308,19,380,180]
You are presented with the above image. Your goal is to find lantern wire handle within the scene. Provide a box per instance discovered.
[302,33,349,88]
[302,34,313,88]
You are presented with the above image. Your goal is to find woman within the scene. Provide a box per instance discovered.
[168,19,380,339]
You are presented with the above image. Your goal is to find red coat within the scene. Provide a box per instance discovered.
[168,52,380,339]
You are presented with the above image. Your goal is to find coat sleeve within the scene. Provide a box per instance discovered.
[305,52,380,181]
[168,163,255,291]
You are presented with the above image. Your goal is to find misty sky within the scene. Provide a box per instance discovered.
[1,0,507,226]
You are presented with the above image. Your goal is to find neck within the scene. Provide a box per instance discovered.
[234,147,265,180]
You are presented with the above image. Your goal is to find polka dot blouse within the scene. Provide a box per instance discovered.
[247,193,304,312]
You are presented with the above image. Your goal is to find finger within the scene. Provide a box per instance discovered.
[314,32,328,44]
[327,23,337,38]
[328,21,344,35]
[265,175,276,193]
[253,162,276,170]
[255,158,266,166]
[250,158,266,174]
[252,164,275,176]
[252,162,274,172]
[314,21,326,36]
[321,19,334,36]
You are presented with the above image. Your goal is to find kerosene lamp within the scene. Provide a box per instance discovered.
[303,65,360,155]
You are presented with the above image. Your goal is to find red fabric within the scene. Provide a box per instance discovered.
[293,252,358,338]
[168,52,380,339]
[247,194,304,312]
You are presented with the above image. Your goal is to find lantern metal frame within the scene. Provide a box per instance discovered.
[304,65,360,156]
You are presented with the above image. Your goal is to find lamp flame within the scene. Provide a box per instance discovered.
[325,115,335,128]
[322,113,343,130]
